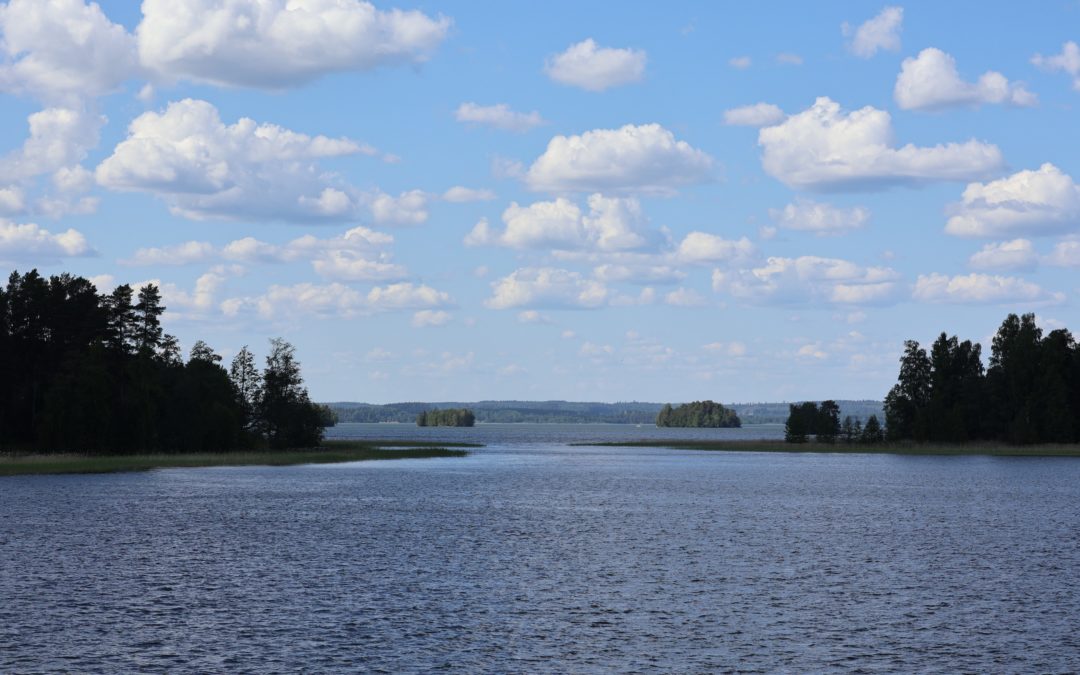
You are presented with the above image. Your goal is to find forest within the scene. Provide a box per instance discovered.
[783,313,1080,445]
[0,270,331,454]
[883,313,1080,444]
[656,400,741,428]
[784,400,884,444]
[416,408,476,427]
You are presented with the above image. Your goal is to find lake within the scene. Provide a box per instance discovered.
[2,423,1079,672]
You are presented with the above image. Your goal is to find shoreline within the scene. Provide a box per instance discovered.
[571,439,1080,457]
[0,440,479,477]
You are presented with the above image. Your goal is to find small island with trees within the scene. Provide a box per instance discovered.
[656,401,741,428]
[416,408,476,427]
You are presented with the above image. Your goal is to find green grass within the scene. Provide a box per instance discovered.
[0,439,476,476]
[571,439,1080,457]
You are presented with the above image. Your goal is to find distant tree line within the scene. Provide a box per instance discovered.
[416,408,475,427]
[333,401,659,424]
[884,313,1080,444]
[0,270,330,454]
[656,400,741,428]
[784,400,883,444]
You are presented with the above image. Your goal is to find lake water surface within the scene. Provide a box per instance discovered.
[2,423,1079,672]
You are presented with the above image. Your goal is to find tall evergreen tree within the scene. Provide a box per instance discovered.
[230,345,261,433]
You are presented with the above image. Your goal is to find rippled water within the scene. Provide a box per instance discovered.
[3,426,1080,672]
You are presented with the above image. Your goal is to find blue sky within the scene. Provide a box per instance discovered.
[1,0,1079,403]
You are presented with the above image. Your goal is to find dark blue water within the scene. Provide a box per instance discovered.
[2,425,1079,672]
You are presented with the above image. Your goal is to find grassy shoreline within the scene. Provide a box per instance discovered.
[571,439,1080,457]
[0,440,478,477]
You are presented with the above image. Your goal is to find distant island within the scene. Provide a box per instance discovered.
[329,400,883,425]
[416,408,476,427]
[657,401,741,428]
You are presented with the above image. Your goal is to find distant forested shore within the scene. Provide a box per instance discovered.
[330,400,883,425]
[1,270,332,454]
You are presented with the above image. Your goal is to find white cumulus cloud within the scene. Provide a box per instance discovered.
[95,98,382,222]
[769,199,870,236]
[412,309,451,327]
[526,123,713,195]
[676,232,757,265]
[945,164,1080,238]
[441,186,496,202]
[723,103,785,127]
[137,0,450,89]
[467,194,661,252]
[0,0,139,102]
[913,273,1062,304]
[0,217,92,261]
[968,239,1038,271]
[759,97,1003,191]
[455,102,545,133]
[235,281,451,320]
[1032,41,1080,91]
[712,255,900,305]
[486,267,608,310]
[1046,240,1080,267]
[370,189,428,225]
[843,6,903,59]
[895,48,1036,111]
[544,39,646,91]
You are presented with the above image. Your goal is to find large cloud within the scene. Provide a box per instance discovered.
[945,164,1080,238]
[95,98,383,222]
[544,39,646,92]
[0,217,92,261]
[465,194,660,252]
[1032,41,1080,91]
[526,123,713,195]
[486,267,608,310]
[759,97,1003,191]
[137,0,450,89]
[769,199,870,236]
[0,0,138,102]
[455,103,545,133]
[913,273,1062,304]
[895,48,1035,111]
[843,6,903,59]
[712,255,900,305]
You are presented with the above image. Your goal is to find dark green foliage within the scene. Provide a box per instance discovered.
[784,400,849,443]
[0,269,328,454]
[416,408,476,427]
[655,400,741,428]
[784,402,817,442]
[816,400,841,443]
[860,415,884,444]
[884,313,1080,445]
[258,338,325,449]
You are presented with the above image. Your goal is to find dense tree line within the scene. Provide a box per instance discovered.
[884,313,1080,444]
[656,400,741,428]
[784,400,883,444]
[416,408,475,427]
[0,270,328,454]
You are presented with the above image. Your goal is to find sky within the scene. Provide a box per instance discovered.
[1,0,1078,404]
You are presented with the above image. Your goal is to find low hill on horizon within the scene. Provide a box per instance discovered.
[326,400,885,425]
